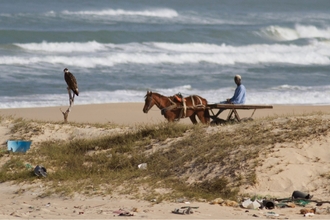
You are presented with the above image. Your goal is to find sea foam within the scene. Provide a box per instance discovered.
[259,24,330,41]
[14,41,108,53]
[1,86,330,109]
[5,41,330,67]
[61,8,178,18]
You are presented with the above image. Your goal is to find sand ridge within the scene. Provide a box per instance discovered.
[0,103,330,219]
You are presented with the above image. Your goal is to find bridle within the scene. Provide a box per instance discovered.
[144,94,155,113]
[144,93,177,114]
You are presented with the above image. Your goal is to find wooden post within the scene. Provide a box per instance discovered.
[60,88,75,123]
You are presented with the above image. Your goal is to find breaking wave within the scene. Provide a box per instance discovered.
[7,41,330,67]
[61,8,178,18]
[259,24,330,41]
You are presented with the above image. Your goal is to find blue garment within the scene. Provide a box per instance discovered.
[230,84,246,104]
[214,84,246,118]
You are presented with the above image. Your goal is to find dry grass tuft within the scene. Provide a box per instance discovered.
[0,113,329,202]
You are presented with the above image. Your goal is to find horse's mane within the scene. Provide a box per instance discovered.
[148,92,164,98]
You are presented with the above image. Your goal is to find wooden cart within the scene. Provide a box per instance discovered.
[207,104,273,124]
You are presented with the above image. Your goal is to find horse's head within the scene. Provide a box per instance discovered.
[143,91,154,113]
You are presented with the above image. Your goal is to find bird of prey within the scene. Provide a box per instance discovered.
[64,68,79,97]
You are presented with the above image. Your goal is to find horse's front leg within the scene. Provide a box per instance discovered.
[164,111,177,122]
[189,114,198,124]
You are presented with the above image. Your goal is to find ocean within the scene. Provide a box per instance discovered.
[1,0,330,108]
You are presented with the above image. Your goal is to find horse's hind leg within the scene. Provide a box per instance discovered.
[203,109,210,124]
[189,114,198,124]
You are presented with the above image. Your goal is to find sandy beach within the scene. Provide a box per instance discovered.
[1,103,329,125]
[1,103,330,219]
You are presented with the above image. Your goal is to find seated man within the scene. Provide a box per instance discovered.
[213,75,246,118]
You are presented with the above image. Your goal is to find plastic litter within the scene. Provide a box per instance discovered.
[295,199,310,207]
[242,198,252,208]
[34,165,47,177]
[248,201,261,209]
[7,140,32,153]
[265,211,279,217]
[138,163,147,169]
[242,199,261,209]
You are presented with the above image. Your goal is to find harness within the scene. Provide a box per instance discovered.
[161,94,206,121]
[161,98,178,115]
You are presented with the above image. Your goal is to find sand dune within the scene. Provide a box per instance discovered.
[1,103,330,219]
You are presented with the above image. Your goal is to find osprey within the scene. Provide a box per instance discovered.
[63,68,79,96]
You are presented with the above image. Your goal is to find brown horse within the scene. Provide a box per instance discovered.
[143,91,210,124]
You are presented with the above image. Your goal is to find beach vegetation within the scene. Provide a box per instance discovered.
[10,118,44,139]
[0,113,329,202]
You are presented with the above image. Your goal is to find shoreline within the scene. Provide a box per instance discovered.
[0,103,329,125]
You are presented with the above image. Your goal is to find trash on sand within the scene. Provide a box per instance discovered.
[265,212,279,217]
[7,140,32,153]
[304,213,314,217]
[172,206,199,215]
[262,200,275,209]
[34,165,47,177]
[242,199,251,208]
[248,201,261,210]
[300,208,315,215]
[138,163,147,169]
[119,212,134,216]
[242,199,260,209]
[292,191,313,200]
[113,209,134,216]
[172,208,185,214]
[295,199,311,207]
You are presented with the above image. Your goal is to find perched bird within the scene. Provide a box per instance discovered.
[63,68,79,96]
